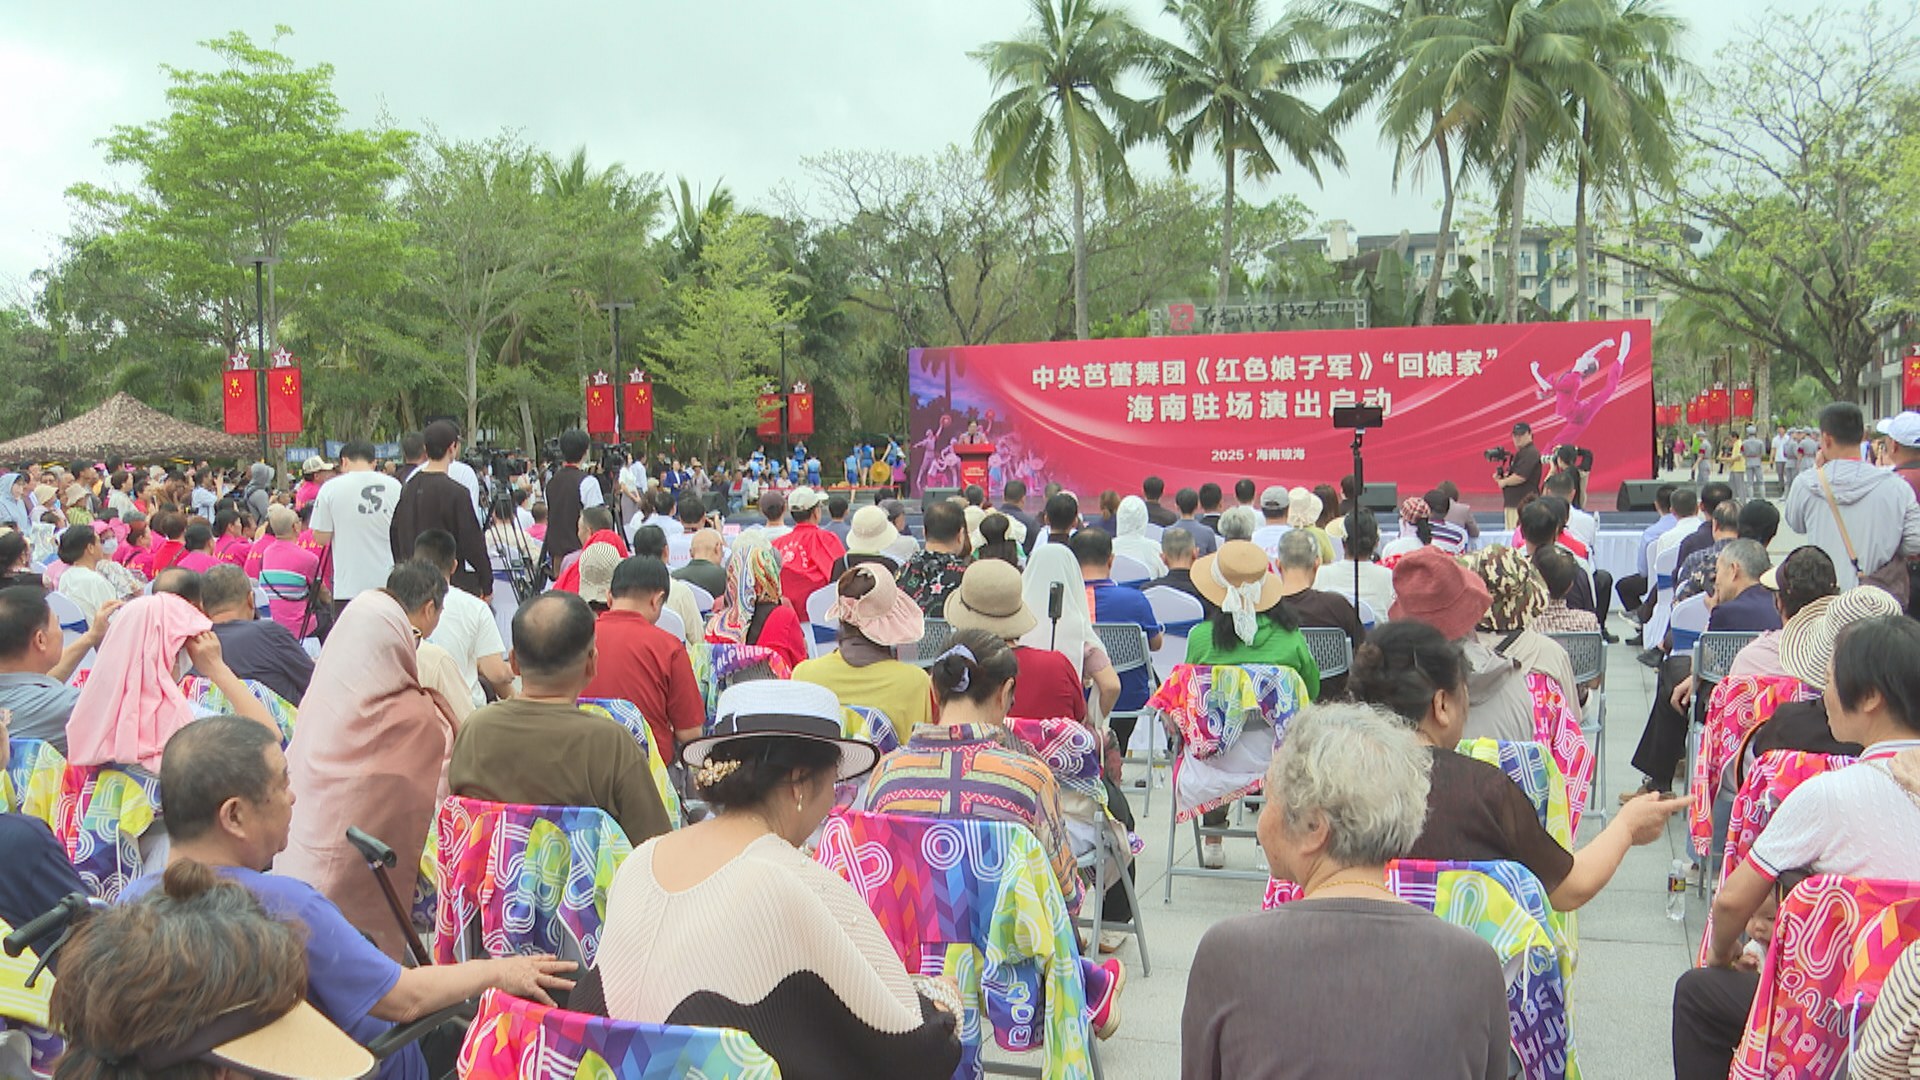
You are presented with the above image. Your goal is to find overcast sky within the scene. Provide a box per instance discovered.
[1,0,1837,299]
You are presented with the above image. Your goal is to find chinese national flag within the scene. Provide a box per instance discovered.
[757,393,781,438]
[1685,396,1699,425]
[622,377,654,435]
[1707,386,1729,424]
[1904,349,1920,408]
[223,367,258,435]
[586,372,616,437]
[267,367,302,434]
[788,392,814,437]
[1733,387,1755,419]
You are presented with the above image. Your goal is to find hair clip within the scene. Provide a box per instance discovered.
[933,644,977,691]
[696,758,741,787]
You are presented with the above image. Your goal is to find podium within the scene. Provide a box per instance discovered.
[954,441,994,497]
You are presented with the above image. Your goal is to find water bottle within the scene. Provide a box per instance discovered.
[1666,859,1690,921]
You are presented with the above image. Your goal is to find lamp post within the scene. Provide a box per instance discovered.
[599,299,636,459]
[239,253,279,466]
[773,322,798,455]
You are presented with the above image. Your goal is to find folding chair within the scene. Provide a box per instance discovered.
[1684,628,1757,895]
[53,764,166,902]
[806,587,839,658]
[1142,586,1204,684]
[1685,674,1812,867]
[1093,622,1159,815]
[43,593,87,649]
[1300,627,1351,683]
[1545,631,1607,820]
[1109,554,1153,585]
[1643,539,1681,646]
[1356,598,1382,629]
[432,796,634,969]
[653,606,685,642]
[913,617,954,667]
[684,581,716,616]
[578,697,682,827]
[455,988,777,1079]
[3,739,65,827]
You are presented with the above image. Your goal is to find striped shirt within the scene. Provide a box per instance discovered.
[863,722,1081,914]
[1854,939,1920,1080]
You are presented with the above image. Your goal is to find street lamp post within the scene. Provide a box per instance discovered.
[599,299,635,450]
[773,322,798,456]
[239,253,280,467]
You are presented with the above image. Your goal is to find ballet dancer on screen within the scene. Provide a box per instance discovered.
[1530,330,1631,444]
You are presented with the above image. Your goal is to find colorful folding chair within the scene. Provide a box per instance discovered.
[1688,675,1812,858]
[1733,876,1920,1079]
[181,675,299,746]
[816,810,1099,1080]
[577,697,681,826]
[432,796,633,969]
[0,914,60,1077]
[1697,750,1855,965]
[456,988,779,1079]
[3,739,65,828]
[1455,738,1580,957]
[1523,672,1593,820]
[53,765,163,901]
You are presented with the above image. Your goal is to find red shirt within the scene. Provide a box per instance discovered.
[584,609,709,761]
[1010,645,1086,725]
[773,521,846,615]
[707,604,811,673]
[140,538,185,577]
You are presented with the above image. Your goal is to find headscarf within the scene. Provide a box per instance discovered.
[1469,544,1549,632]
[1112,495,1167,577]
[66,593,213,771]
[0,474,32,533]
[1020,544,1094,680]
[276,590,461,961]
[706,537,784,646]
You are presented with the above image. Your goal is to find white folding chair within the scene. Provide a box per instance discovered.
[252,585,271,619]
[1667,594,1709,657]
[654,606,685,641]
[1110,554,1153,586]
[1357,598,1382,628]
[45,592,89,648]
[805,587,838,659]
[685,582,715,616]
[1143,587,1205,683]
[1644,538,1681,646]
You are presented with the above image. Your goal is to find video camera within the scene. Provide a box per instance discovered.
[1484,446,1513,465]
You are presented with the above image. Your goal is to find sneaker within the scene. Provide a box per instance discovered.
[1088,957,1126,1040]
[1636,647,1663,669]
[1200,837,1226,869]
[1098,929,1128,954]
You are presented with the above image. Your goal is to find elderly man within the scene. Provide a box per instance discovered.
[1275,529,1364,698]
[1157,528,1206,606]
[772,486,844,613]
[1250,486,1291,557]
[199,566,314,706]
[413,530,512,707]
[0,586,115,753]
[1167,488,1218,557]
[581,557,706,763]
[449,592,672,845]
[672,527,727,599]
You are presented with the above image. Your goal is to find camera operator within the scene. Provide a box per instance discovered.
[539,430,602,580]
[1494,422,1544,528]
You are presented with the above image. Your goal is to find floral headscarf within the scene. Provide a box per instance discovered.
[705,538,784,645]
[1470,544,1549,632]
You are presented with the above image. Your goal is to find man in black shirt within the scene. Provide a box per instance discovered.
[1496,422,1544,528]
[200,565,314,705]
[390,420,491,600]
[541,429,597,578]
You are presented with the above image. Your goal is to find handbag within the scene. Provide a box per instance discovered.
[1815,465,1910,610]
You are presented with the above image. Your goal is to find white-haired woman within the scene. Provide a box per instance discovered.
[1181,704,1508,1079]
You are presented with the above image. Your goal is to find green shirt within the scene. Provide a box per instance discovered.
[1184,619,1321,700]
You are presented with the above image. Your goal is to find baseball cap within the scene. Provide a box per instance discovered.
[788,485,825,512]
[1512,422,1532,435]
[300,457,334,475]
[1876,412,1920,449]
[1259,485,1289,510]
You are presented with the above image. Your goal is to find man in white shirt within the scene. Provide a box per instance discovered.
[1249,486,1292,557]
[1771,429,1793,493]
[414,529,512,706]
[308,440,403,608]
[53,526,118,622]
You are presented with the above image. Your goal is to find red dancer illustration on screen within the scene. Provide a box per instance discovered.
[1530,329,1631,444]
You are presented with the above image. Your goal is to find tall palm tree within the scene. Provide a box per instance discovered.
[1149,0,1346,305]
[973,0,1151,339]
[1308,0,1466,324]
[1563,0,1687,319]
[1409,0,1612,322]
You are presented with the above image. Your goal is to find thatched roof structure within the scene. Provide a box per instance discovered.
[0,393,256,463]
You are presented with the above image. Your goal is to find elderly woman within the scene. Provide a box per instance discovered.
[1742,585,1901,765]
[1390,547,1536,744]
[1352,620,1687,912]
[1110,496,1166,578]
[1182,703,1509,1078]
[1679,615,1920,1080]
[1467,544,1579,705]
[275,562,465,961]
[1286,488,1336,565]
[793,564,934,734]
[704,537,810,670]
[591,681,961,1080]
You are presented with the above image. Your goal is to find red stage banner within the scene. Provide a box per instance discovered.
[266,353,302,434]
[223,354,257,436]
[621,370,653,435]
[907,320,1653,498]
[1905,347,1920,409]
[757,393,781,438]
[788,386,815,437]
[586,370,616,437]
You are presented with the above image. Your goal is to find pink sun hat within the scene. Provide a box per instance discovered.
[826,563,926,647]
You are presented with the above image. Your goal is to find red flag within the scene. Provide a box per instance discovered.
[622,371,654,435]
[1685,396,1699,425]
[788,390,814,437]
[1904,348,1920,408]
[223,354,258,435]
[267,366,302,434]
[586,370,616,437]
[1706,384,1729,425]
[1733,386,1755,419]
[757,393,781,438]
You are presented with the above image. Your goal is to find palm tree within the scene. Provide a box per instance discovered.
[973,0,1151,339]
[1563,0,1687,319]
[1408,0,1612,322]
[1148,0,1345,305]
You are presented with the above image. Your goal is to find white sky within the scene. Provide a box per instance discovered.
[0,0,1837,299]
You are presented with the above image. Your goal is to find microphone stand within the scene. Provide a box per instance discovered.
[1351,427,1366,611]
[1049,581,1064,651]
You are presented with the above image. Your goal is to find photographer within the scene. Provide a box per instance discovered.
[1494,422,1544,528]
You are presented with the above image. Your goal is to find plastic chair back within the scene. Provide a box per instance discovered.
[653,606,685,642]
[54,764,164,901]
[1688,675,1812,858]
[1668,594,1710,654]
[431,796,634,968]
[806,587,839,651]
[685,582,715,615]
[456,988,778,1079]
[1144,587,1205,681]
[3,739,65,827]
[1696,631,1756,685]
[1150,663,1309,823]
[43,593,88,648]
[913,618,954,666]
[1092,622,1152,678]
[1300,627,1351,680]
[1546,631,1603,685]
[1110,554,1153,585]
[1357,598,1382,628]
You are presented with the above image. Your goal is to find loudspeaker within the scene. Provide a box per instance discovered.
[704,492,729,518]
[1616,480,1666,513]
[921,488,961,512]
[1357,483,1398,513]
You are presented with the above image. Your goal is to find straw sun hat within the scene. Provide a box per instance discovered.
[944,559,1038,639]
[1778,585,1904,689]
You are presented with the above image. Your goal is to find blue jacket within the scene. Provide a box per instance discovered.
[1708,584,1783,632]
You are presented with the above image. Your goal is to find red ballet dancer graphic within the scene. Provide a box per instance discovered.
[1531,330,1631,445]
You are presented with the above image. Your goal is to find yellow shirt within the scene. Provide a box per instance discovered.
[792,651,933,734]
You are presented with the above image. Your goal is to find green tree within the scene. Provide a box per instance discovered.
[973,0,1151,339]
[653,214,804,455]
[66,27,411,361]
[1147,0,1344,305]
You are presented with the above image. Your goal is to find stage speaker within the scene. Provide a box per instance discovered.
[1616,480,1666,513]
[1357,483,1398,513]
[704,492,729,518]
[921,488,961,511]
